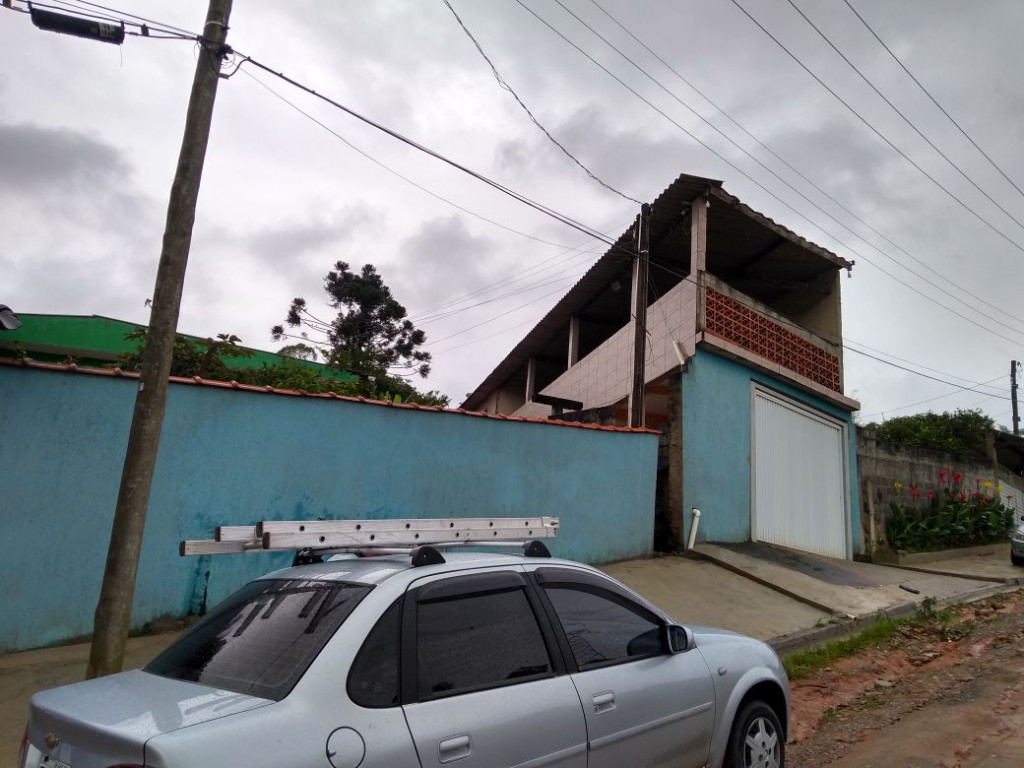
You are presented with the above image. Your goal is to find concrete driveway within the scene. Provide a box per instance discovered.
[694,542,1007,618]
[602,555,829,640]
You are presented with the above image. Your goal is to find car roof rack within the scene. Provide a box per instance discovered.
[180,516,559,567]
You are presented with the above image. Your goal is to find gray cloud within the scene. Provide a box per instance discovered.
[0,123,130,194]
[389,215,495,314]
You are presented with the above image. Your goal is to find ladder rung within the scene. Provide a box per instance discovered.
[216,525,257,542]
[261,525,552,550]
[181,517,559,557]
[255,517,557,538]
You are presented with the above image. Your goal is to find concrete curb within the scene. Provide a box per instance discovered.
[768,582,1022,655]
[876,561,1024,586]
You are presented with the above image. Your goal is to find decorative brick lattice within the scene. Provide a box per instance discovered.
[705,289,841,392]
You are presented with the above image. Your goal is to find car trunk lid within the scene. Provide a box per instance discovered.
[26,669,271,768]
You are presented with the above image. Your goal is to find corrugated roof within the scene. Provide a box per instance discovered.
[461,173,852,410]
[0,357,657,435]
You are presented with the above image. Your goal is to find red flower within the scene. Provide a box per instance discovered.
[953,472,963,485]
[927,490,935,501]
[976,478,982,489]
[980,497,987,506]
[911,484,921,500]
[959,493,966,501]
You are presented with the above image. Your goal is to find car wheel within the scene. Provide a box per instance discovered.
[1012,553,1024,567]
[724,700,784,768]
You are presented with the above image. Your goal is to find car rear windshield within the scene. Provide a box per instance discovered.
[145,578,371,701]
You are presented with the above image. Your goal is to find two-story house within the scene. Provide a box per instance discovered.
[462,173,861,559]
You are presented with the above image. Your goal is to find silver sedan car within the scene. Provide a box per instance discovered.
[21,551,789,768]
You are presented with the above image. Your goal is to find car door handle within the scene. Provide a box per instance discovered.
[438,733,471,763]
[592,691,616,713]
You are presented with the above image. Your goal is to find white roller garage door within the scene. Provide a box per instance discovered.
[752,386,849,559]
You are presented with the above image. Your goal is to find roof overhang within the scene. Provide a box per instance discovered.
[461,173,851,410]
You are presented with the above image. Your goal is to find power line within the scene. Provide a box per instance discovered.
[425,276,587,346]
[520,0,1024,345]
[845,346,1011,400]
[841,0,1024,204]
[409,228,616,320]
[61,0,198,36]
[844,338,1006,395]
[441,0,640,204]
[586,0,1024,329]
[727,0,1024,257]
[235,56,639,258]
[242,69,611,257]
[417,264,595,325]
[859,374,1006,421]
[784,0,1024,238]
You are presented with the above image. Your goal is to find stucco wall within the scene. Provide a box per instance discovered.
[857,429,1022,552]
[515,277,698,419]
[0,365,658,653]
[680,348,860,551]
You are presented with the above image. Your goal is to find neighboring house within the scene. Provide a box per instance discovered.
[0,313,355,382]
[462,173,862,559]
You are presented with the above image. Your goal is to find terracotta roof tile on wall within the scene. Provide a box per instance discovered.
[0,357,658,436]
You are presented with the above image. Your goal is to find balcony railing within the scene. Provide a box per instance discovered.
[699,273,842,393]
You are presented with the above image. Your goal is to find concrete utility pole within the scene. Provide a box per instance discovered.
[1012,360,1020,437]
[628,203,651,429]
[87,0,233,679]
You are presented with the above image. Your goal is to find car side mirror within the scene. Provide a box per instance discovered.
[664,624,691,654]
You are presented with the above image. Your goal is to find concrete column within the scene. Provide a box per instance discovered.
[666,373,684,550]
[567,315,580,368]
[690,197,708,274]
[525,357,537,402]
[628,252,648,427]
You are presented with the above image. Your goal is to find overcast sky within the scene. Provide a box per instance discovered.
[1,0,1022,425]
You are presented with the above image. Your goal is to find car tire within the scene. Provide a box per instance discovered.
[1012,553,1024,567]
[723,699,785,768]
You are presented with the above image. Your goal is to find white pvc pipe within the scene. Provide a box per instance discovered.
[687,507,702,550]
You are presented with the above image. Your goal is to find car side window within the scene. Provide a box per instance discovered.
[544,585,664,670]
[416,586,552,700]
[347,599,401,708]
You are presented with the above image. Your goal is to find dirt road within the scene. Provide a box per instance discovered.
[787,591,1024,767]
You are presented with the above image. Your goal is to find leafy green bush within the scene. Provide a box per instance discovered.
[868,409,994,461]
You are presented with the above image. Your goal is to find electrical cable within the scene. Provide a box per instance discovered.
[425,276,588,346]
[585,0,1024,329]
[785,0,1024,237]
[518,0,1024,345]
[841,0,1024,203]
[844,346,1011,400]
[235,56,638,259]
[60,0,198,36]
[242,69,611,257]
[441,0,640,204]
[858,374,1006,421]
[409,229,613,321]
[417,264,596,325]
[843,338,1007,395]
[727,0,1024,256]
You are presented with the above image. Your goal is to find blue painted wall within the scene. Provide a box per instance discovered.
[680,349,860,551]
[0,365,658,653]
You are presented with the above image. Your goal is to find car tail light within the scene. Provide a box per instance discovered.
[17,724,28,768]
